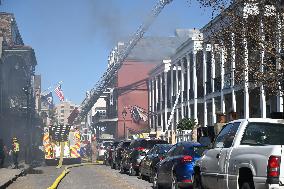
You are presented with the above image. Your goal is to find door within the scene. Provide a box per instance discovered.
[201,123,240,189]
[217,122,241,189]
[158,145,177,184]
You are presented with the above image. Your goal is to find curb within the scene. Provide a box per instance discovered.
[47,163,98,189]
[0,166,29,189]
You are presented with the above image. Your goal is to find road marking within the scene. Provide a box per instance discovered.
[47,163,97,189]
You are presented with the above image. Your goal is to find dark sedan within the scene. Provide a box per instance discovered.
[104,141,120,166]
[112,140,131,169]
[153,142,206,189]
[120,139,168,176]
[139,144,172,182]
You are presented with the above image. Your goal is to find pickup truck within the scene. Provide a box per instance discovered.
[194,118,284,189]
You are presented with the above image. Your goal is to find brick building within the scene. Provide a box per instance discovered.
[103,31,191,139]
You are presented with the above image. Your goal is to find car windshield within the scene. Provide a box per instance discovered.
[158,145,172,154]
[241,122,284,145]
[103,142,112,147]
[129,140,168,149]
[184,145,206,157]
[122,141,131,148]
[112,142,120,148]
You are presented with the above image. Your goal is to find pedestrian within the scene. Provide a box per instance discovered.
[0,139,5,168]
[12,137,19,169]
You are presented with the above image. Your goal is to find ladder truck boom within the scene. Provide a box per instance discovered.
[72,0,173,124]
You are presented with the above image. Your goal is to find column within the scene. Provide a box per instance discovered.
[193,52,198,123]
[175,63,179,125]
[149,79,152,128]
[171,65,174,104]
[260,20,266,118]
[221,42,226,113]
[186,53,191,118]
[159,74,164,131]
[244,27,250,118]
[211,43,217,123]
[155,76,159,127]
[231,34,237,113]
[181,58,185,119]
[164,71,168,131]
[277,13,283,112]
[203,46,208,127]
[151,79,155,128]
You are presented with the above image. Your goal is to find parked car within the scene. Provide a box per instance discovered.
[139,144,172,182]
[120,139,168,176]
[104,141,120,165]
[194,118,284,189]
[112,140,131,169]
[97,141,113,161]
[153,142,206,189]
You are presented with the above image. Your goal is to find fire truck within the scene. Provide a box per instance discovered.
[43,125,81,165]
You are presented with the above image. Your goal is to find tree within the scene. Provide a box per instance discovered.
[177,118,197,131]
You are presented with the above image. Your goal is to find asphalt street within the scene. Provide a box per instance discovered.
[7,164,153,189]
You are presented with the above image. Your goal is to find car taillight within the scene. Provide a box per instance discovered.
[135,147,145,151]
[159,156,165,161]
[181,179,192,183]
[267,156,281,178]
[181,155,193,163]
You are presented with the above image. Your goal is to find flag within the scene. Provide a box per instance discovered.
[41,92,53,110]
[54,85,65,102]
[130,105,148,123]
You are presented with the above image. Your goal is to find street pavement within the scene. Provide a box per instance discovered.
[7,164,153,189]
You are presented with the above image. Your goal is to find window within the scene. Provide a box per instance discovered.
[61,110,64,113]
[174,145,184,156]
[241,122,284,145]
[214,122,241,148]
[166,145,176,157]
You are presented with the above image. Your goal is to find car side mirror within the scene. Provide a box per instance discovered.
[140,151,147,156]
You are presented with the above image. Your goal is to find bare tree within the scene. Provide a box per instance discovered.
[195,0,284,106]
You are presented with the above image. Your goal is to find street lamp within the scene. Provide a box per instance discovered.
[122,108,127,139]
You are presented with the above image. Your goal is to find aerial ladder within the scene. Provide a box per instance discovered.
[69,0,174,125]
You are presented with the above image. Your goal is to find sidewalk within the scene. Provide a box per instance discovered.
[0,162,29,188]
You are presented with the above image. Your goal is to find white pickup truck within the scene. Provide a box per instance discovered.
[194,118,284,189]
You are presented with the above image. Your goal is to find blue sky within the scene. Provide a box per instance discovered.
[0,0,212,105]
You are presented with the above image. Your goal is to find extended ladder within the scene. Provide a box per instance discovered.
[165,90,181,143]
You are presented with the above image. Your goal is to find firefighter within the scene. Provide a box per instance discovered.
[12,137,19,169]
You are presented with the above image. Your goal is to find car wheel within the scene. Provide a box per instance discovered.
[115,163,119,170]
[153,171,159,189]
[120,164,125,174]
[171,174,179,189]
[193,173,203,189]
[149,168,155,183]
[129,165,136,176]
[240,182,255,189]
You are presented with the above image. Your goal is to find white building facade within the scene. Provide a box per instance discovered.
[149,2,284,138]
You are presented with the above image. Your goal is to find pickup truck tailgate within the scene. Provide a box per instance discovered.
[280,145,284,185]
